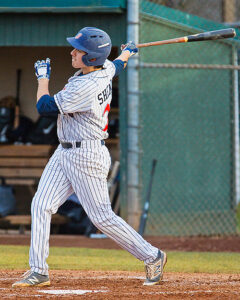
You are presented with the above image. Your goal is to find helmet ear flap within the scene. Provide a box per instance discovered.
[82,53,99,67]
[82,53,90,66]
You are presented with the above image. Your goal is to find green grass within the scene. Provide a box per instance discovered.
[0,245,240,274]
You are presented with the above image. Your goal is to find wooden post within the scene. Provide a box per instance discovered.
[222,0,236,23]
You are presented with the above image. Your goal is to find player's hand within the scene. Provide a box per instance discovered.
[34,58,51,80]
[121,41,138,57]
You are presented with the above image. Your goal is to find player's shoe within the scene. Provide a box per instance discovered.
[143,250,167,286]
[12,270,50,287]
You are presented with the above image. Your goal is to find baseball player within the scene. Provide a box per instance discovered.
[12,27,167,288]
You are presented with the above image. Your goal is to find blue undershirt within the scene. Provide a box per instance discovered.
[37,59,125,115]
[36,95,59,116]
[113,59,125,76]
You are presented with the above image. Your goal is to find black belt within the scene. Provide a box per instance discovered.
[60,140,105,149]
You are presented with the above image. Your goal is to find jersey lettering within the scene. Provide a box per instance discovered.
[98,84,112,105]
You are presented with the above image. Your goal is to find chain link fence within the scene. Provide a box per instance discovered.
[142,0,240,23]
[138,0,240,235]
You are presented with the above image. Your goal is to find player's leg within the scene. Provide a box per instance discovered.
[30,148,73,275]
[74,172,159,262]
[12,147,73,287]
[73,163,166,285]
[67,143,165,282]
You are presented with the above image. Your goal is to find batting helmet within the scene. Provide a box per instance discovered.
[67,27,112,66]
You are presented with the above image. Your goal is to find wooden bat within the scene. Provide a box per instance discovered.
[13,69,22,129]
[138,159,157,236]
[135,28,236,48]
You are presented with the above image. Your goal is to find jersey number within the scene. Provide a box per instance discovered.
[103,104,110,131]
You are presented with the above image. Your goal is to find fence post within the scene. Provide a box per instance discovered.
[127,0,141,229]
[233,47,240,204]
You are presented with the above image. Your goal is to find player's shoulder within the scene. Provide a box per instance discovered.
[104,59,116,74]
[103,59,114,69]
[90,59,115,79]
[70,72,95,84]
[64,74,98,93]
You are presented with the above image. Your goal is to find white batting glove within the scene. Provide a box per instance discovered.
[121,41,138,57]
[34,58,51,80]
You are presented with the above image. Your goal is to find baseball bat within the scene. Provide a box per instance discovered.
[13,69,22,129]
[136,28,236,48]
[138,159,157,236]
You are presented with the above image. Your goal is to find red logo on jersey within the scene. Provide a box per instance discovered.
[75,33,82,39]
[103,104,110,132]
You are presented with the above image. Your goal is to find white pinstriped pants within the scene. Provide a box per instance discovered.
[29,140,158,275]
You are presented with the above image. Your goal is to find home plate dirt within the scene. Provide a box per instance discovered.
[1,270,240,299]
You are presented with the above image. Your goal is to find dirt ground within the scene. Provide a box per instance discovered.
[1,233,240,252]
[0,270,240,299]
[0,234,240,299]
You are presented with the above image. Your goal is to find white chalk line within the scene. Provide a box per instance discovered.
[39,289,108,295]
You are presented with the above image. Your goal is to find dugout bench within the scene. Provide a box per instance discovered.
[0,145,69,233]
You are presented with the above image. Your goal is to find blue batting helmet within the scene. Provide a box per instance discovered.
[67,27,112,66]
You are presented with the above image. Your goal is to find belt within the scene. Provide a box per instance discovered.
[60,140,105,149]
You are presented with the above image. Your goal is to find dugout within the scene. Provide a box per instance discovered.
[0,0,126,157]
[0,0,126,220]
[123,1,240,236]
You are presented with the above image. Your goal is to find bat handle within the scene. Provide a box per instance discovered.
[121,43,140,51]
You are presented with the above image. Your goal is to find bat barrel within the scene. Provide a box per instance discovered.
[187,28,236,42]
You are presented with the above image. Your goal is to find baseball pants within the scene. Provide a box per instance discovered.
[29,141,158,275]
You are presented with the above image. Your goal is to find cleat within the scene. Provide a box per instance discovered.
[12,270,50,287]
[143,250,167,286]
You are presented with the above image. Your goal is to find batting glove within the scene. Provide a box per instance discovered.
[121,41,138,57]
[34,58,51,80]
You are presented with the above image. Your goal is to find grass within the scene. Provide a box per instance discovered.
[0,245,240,274]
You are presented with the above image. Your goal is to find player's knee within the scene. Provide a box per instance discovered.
[91,211,117,229]
[31,193,51,215]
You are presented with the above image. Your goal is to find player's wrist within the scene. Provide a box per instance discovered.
[37,75,50,80]
[37,78,49,83]
[121,49,131,56]
[121,41,138,57]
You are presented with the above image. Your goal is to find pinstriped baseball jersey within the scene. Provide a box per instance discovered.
[54,59,115,142]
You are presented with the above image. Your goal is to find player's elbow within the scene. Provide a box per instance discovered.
[37,95,59,116]
[36,100,45,115]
